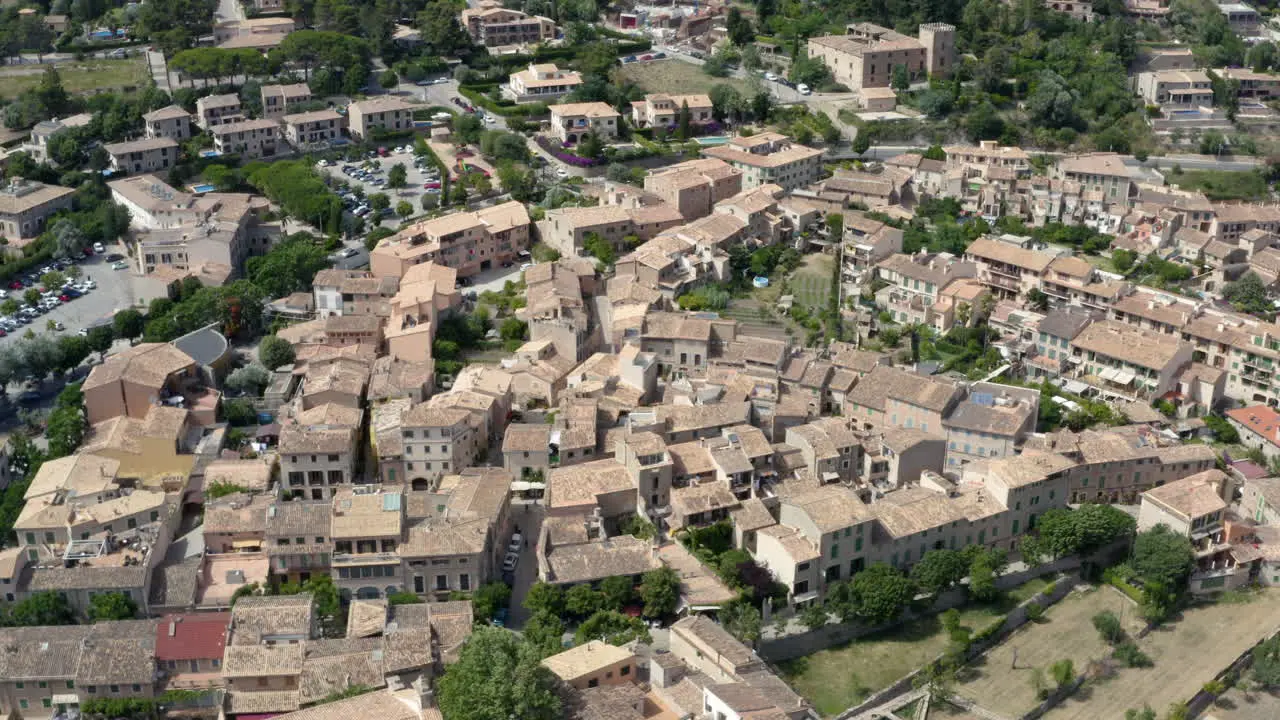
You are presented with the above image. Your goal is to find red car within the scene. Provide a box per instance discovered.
[59,295,69,302]
[82,247,94,256]
[425,181,441,189]
[0,329,7,337]
[8,281,22,289]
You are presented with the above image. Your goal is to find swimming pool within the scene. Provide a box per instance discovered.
[695,136,730,146]
[199,150,222,158]
[189,184,216,193]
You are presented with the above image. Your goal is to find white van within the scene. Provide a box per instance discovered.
[797,83,812,95]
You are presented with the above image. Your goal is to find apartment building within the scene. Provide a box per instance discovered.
[370,201,530,279]
[1227,404,1280,463]
[195,94,243,128]
[142,105,192,141]
[109,174,278,280]
[347,97,418,139]
[1137,470,1240,593]
[328,486,405,599]
[702,132,823,191]
[1026,308,1097,378]
[384,261,460,362]
[399,406,481,484]
[81,342,207,425]
[964,235,1057,301]
[0,621,159,720]
[1219,66,1280,99]
[638,311,737,375]
[104,137,179,175]
[643,158,742,220]
[630,93,715,129]
[210,118,284,160]
[260,83,312,120]
[155,613,230,689]
[943,141,1032,176]
[401,467,512,597]
[1211,203,1280,245]
[505,63,583,103]
[539,203,683,258]
[263,498,332,585]
[311,268,400,319]
[282,110,344,148]
[460,2,557,46]
[941,384,1039,468]
[279,424,359,499]
[1054,152,1136,205]
[549,102,620,144]
[0,179,74,241]
[807,22,954,91]
[844,364,961,434]
[1070,319,1193,399]
[21,113,92,163]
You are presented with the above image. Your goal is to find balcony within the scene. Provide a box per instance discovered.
[332,551,400,565]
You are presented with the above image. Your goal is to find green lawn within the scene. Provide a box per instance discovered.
[786,254,834,309]
[0,58,148,97]
[779,605,1005,718]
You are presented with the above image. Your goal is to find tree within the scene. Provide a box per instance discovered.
[677,100,692,140]
[388,162,407,189]
[523,582,566,616]
[721,601,762,644]
[852,132,871,156]
[1028,288,1050,311]
[968,554,998,601]
[56,336,90,374]
[86,325,114,359]
[1134,524,1195,589]
[88,591,138,621]
[396,200,414,219]
[582,232,616,265]
[471,582,511,622]
[522,610,566,657]
[965,102,1005,142]
[499,317,528,343]
[1027,71,1081,129]
[573,610,651,646]
[437,627,561,720]
[1223,272,1273,318]
[112,309,145,344]
[245,235,331,299]
[23,288,40,306]
[1092,611,1125,644]
[725,7,754,46]
[599,575,634,611]
[259,335,296,370]
[709,84,743,123]
[1125,706,1157,720]
[891,64,910,92]
[800,602,829,631]
[379,70,399,89]
[640,566,679,618]
[6,591,74,626]
[50,219,87,258]
[851,563,915,625]
[1252,634,1280,688]
[565,584,604,617]
[911,549,968,596]
[226,364,271,395]
[1032,504,1136,560]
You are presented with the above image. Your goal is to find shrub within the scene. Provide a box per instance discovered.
[1092,611,1125,644]
[1114,641,1153,668]
[1025,602,1045,622]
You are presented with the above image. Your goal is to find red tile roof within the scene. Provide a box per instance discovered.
[155,612,231,661]
[1226,405,1280,448]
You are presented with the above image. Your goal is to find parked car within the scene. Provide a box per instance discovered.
[501,552,519,573]
[797,83,811,95]
[507,532,523,553]
[111,260,128,270]
[338,247,358,258]
[93,242,105,253]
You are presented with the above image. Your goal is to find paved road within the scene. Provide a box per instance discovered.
[505,499,545,630]
[829,144,1266,173]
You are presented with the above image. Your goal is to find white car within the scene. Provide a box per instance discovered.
[501,552,519,573]
[797,83,812,95]
[92,242,105,254]
[765,71,778,81]
[507,532,523,553]
[338,247,358,258]
[555,167,569,178]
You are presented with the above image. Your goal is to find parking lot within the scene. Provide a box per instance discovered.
[318,146,445,221]
[0,248,136,345]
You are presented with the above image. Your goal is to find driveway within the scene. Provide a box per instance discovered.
[467,264,526,296]
[505,499,545,629]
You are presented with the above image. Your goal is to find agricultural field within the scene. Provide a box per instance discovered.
[787,253,835,310]
[1045,590,1280,720]
[618,58,754,97]
[0,58,148,97]
[953,587,1142,718]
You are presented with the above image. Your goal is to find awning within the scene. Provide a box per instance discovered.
[51,695,78,705]
[232,539,263,550]
[510,481,547,492]
[1113,369,1136,386]
[1062,380,1089,395]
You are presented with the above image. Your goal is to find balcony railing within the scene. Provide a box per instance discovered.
[332,551,400,565]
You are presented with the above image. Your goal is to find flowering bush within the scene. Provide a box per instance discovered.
[535,135,603,167]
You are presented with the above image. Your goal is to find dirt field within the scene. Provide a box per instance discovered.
[618,58,754,97]
[954,588,1142,718]
[1209,687,1280,720]
[1045,590,1280,720]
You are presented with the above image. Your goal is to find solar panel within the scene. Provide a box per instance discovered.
[971,392,993,406]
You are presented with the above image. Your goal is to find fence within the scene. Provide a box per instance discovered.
[758,553,1085,662]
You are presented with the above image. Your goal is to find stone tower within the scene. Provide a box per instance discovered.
[918,23,956,79]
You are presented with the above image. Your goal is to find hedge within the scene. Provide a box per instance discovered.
[457,85,549,118]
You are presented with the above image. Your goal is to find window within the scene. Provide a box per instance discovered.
[588,678,599,688]
[42,699,51,709]
[16,682,23,689]
[39,681,47,688]
[110,685,120,694]
[621,665,631,676]
[19,700,27,710]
